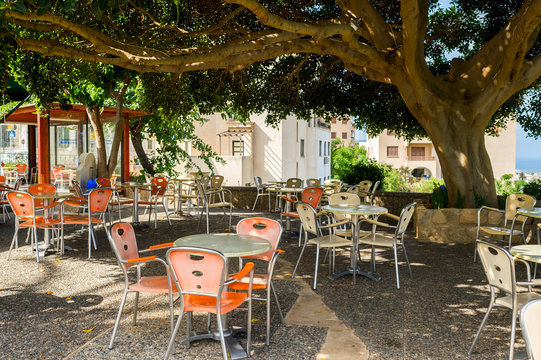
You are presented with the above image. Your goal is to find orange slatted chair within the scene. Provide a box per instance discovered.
[281,187,324,246]
[97,177,133,221]
[52,166,71,190]
[164,247,254,360]
[107,222,177,350]
[63,180,88,213]
[16,163,28,184]
[6,191,63,262]
[28,184,56,210]
[139,177,171,229]
[230,217,284,345]
[62,188,112,258]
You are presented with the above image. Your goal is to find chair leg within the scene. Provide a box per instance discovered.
[247,287,252,356]
[393,246,400,289]
[133,292,140,325]
[109,289,129,349]
[509,308,518,360]
[164,308,184,359]
[266,286,271,346]
[7,227,19,260]
[468,294,495,356]
[252,194,259,211]
[216,313,229,360]
[163,199,171,226]
[228,205,232,232]
[206,207,210,234]
[402,243,413,277]
[271,281,284,324]
[186,312,192,350]
[292,233,308,278]
[313,244,321,290]
[34,226,40,263]
[298,223,303,247]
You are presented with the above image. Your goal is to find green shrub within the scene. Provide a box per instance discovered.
[430,185,448,209]
[331,142,388,187]
[523,179,541,200]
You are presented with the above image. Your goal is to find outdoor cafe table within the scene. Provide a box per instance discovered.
[267,187,303,230]
[170,178,194,216]
[173,233,271,359]
[322,204,388,284]
[117,182,154,227]
[517,207,541,243]
[33,191,73,253]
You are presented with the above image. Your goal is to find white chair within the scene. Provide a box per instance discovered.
[195,179,232,233]
[292,201,352,289]
[521,299,541,360]
[359,202,416,289]
[475,193,536,261]
[469,240,541,360]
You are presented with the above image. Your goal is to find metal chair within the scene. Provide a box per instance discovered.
[62,188,112,258]
[107,222,176,350]
[293,201,352,289]
[327,192,371,243]
[359,202,416,289]
[15,163,28,184]
[469,240,541,360]
[97,177,133,221]
[281,187,324,246]
[230,217,284,345]
[52,166,71,190]
[164,247,254,360]
[252,176,272,211]
[6,191,63,262]
[521,298,541,360]
[285,177,302,188]
[306,178,321,187]
[367,180,380,205]
[138,176,171,229]
[195,179,232,234]
[475,193,536,261]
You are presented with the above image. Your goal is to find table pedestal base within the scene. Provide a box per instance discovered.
[330,267,381,282]
[180,326,248,359]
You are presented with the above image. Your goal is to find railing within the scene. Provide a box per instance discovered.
[408,155,436,161]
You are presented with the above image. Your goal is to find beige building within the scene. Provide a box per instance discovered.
[330,118,356,144]
[180,114,332,186]
[359,122,517,179]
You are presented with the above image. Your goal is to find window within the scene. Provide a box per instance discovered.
[410,146,425,160]
[387,130,395,136]
[232,140,244,156]
[327,142,330,156]
[387,146,399,158]
[331,132,336,138]
[342,132,347,139]
[146,139,153,151]
[300,139,305,157]
[351,130,355,139]
[319,141,322,156]
[342,120,348,124]
[331,118,337,124]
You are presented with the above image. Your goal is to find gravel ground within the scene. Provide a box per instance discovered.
[0,206,535,359]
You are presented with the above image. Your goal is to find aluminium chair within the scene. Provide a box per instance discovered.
[107,222,177,350]
[138,176,171,229]
[359,202,416,289]
[195,179,232,233]
[6,191,63,262]
[52,166,71,190]
[366,180,380,205]
[521,298,541,360]
[62,188,112,258]
[230,217,285,345]
[469,240,541,360]
[252,176,272,211]
[293,202,353,289]
[475,193,536,261]
[164,247,254,360]
[306,178,321,187]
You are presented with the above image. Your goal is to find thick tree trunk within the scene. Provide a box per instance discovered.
[421,109,497,208]
[129,118,155,175]
[86,105,109,178]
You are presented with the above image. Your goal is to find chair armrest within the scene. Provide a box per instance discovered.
[43,201,61,210]
[69,196,87,202]
[364,218,394,228]
[381,213,400,221]
[139,242,175,253]
[320,219,350,229]
[124,255,157,263]
[281,196,296,203]
[479,205,503,214]
[228,262,254,281]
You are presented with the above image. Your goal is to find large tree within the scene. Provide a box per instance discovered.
[1,0,540,206]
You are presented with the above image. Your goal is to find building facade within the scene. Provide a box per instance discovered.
[181,114,332,185]
[358,122,517,179]
[330,118,356,144]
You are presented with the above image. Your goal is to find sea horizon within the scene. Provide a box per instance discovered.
[516,158,541,173]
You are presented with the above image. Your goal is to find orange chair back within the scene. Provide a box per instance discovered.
[237,218,283,261]
[96,177,112,187]
[0,175,5,184]
[301,187,324,208]
[7,192,34,217]
[110,223,139,270]
[89,188,112,213]
[16,164,27,172]
[168,248,225,296]
[151,177,167,195]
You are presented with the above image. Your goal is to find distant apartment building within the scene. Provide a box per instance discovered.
[358,122,517,179]
[180,114,332,185]
[330,118,356,144]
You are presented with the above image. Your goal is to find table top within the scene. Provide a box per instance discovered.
[267,187,303,193]
[517,207,541,219]
[322,204,388,216]
[510,245,541,263]
[33,192,73,200]
[119,182,154,188]
[173,233,271,258]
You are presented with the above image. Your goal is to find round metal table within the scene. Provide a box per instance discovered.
[173,233,271,359]
[322,204,388,284]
